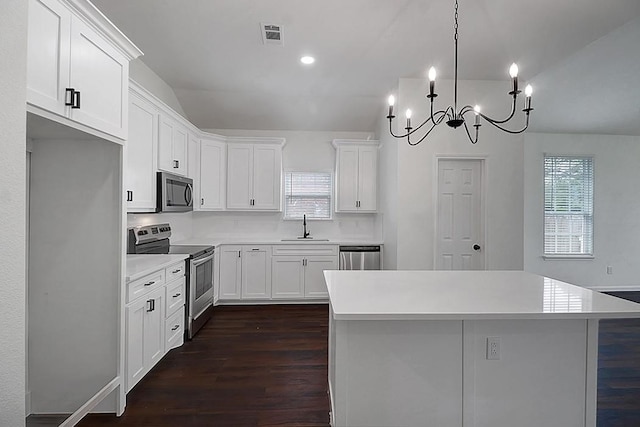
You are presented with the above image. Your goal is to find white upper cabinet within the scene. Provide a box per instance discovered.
[199,136,226,210]
[125,89,158,212]
[333,139,380,212]
[226,138,284,211]
[158,115,188,176]
[188,133,200,210]
[26,0,142,141]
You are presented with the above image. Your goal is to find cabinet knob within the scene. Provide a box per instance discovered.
[173,293,181,298]
[65,88,75,106]
[144,281,155,286]
[201,198,205,206]
[173,160,179,168]
[171,269,181,274]
[171,325,180,331]
[72,90,81,109]
[473,244,481,251]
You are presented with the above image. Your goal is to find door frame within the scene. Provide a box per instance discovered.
[433,155,488,270]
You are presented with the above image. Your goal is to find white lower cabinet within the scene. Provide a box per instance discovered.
[126,260,185,392]
[219,244,338,301]
[126,287,164,392]
[271,251,337,300]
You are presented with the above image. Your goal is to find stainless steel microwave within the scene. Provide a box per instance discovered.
[157,172,193,213]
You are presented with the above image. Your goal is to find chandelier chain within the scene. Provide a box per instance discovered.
[454,0,459,42]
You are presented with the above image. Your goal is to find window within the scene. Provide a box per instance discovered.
[544,155,594,256]
[284,171,332,220]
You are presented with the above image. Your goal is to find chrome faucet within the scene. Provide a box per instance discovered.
[302,214,311,238]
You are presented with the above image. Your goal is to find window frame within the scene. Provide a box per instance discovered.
[282,170,334,221]
[542,154,595,260]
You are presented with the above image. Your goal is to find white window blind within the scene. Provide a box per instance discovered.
[284,172,332,220]
[544,156,594,256]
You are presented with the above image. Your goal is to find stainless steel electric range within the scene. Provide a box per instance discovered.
[127,223,214,339]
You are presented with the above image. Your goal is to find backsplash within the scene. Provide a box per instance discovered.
[127,211,381,243]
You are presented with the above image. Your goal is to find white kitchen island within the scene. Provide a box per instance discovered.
[324,270,640,427]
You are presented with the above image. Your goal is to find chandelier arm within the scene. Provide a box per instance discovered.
[478,96,518,125]
[388,109,448,139]
[462,121,479,144]
[408,119,441,146]
[481,112,531,134]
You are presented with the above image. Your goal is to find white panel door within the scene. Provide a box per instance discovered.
[337,146,359,211]
[69,16,127,139]
[27,0,71,116]
[219,246,242,299]
[126,93,157,211]
[200,138,226,210]
[304,256,337,298]
[226,144,253,209]
[357,146,378,211]
[436,159,484,270]
[271,256,304,299]
[252,144,281,210]
[241,246,272,299]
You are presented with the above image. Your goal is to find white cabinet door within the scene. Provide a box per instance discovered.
[68,16,128,140]
[126,296,146,391]
[200,138,226,210]
[272,256,304,299]
[188,133,200,210]
[144,288,165,370]
[304,256,337,298]
[126,286,165,392]
[336,146,359,212]
[172,126,188,176]
[357,146,378,212]
[219,246,242,299]
[252,144,281,210]
[158,116,188,176]
[241,246,272,299]
[226,144,253,209]
[27,0,70,116]
[126,92,157,212]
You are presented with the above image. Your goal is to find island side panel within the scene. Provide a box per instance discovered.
[330,317,464,427]
[463,319,590,427]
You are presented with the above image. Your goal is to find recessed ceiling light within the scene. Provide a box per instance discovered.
[300,56,315,65]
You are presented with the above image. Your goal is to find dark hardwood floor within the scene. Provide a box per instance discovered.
[28,296,640,427]
[597,292,640,427]
[78,304,330,427]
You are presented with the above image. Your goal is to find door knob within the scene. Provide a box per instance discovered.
[473,244,481,251]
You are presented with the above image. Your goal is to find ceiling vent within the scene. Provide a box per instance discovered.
[261,23,284,46]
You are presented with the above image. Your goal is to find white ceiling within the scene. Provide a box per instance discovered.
[93,0,640,134]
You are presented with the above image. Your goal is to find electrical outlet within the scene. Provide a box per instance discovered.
[606,266,613,275]
[487,337,501,360]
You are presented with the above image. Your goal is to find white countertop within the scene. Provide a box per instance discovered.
[324,270,640,320]
[126,254,189,283]
[172,237,383,247]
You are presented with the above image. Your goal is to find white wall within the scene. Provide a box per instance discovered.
[377,100,399,269]
[393,78,525,270]
[130,59,187,118]
[0,0,27,424]
[524,133,640,290]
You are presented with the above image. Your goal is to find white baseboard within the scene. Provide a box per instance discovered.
[59,377,120,427]
[25,391,31,416]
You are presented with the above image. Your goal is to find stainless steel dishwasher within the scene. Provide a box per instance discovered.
[339,246,381,270]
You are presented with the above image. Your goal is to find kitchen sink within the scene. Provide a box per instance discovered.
[280,238,330,242]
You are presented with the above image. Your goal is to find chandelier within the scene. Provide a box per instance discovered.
[386,0,534,145]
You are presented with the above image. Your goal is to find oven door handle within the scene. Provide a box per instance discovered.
[191,252,214,267]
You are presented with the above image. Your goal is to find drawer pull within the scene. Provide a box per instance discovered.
[171,325,180,331]
[144,281,155,286]
[171,269,181,274]
[173,293,181,298]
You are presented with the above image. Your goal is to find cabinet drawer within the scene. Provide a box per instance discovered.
[165,277,186,317]
[165,261,185,282]
[127,270,165,303]
[272,245,338,256]
[165,307,185,352]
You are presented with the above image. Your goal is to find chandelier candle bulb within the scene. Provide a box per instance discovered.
[474,105,481,126]
[524,85,533,110]
[406,109,412,129]
[388,95,395,117]
[428,67,437,97]
[509,63,519,94]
